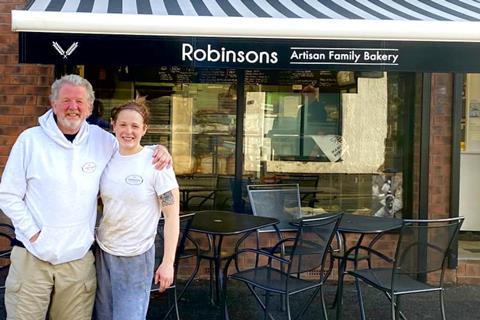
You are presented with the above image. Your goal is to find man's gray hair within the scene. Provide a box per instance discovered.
[50,74,95,105]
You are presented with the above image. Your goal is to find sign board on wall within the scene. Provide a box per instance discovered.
[19,32,480,72]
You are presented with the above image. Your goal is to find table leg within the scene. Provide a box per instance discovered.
[335,254,347,320]
[353,234,365,269]
[331,231,346,309]
[180,190,189,210]
[335,233,365,319]
[213,235,225,305]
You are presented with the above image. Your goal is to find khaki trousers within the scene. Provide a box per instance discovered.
[5,246,96,320]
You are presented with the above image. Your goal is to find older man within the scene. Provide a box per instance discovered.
[0,74,171,319]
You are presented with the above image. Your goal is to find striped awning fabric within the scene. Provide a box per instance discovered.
[25,0,480,21]
[12,0,480,41]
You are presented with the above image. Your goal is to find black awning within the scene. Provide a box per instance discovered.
[12,1,480,71]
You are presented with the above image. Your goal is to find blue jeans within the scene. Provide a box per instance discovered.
[94,245,154,320]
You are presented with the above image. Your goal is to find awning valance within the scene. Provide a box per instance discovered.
[12,0,480,42]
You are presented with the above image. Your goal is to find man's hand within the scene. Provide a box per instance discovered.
[154,261,174,292]
[29,231,41,243]
[152,145,172,170]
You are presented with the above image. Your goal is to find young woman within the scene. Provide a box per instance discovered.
[94,98,180,320]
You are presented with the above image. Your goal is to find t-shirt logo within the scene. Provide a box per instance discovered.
[82,162,96,173]
[125,175,144,185]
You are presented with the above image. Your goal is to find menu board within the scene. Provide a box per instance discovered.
[157,66,197,83]
[126,67,356,91]
[245,70,354,91]
[245,70,270,84]
[128,66,239,84]
[197,69,237,83]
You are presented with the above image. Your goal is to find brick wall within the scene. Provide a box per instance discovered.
[0,0,54,175]
[427,74,480,285]
[457,260,480,285]
[176,231,399,283]
[429,74,453,220]
[412,73,424,217]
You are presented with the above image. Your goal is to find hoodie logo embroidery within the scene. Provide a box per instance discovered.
[52,41,79,59]
[82,162,96,173]
[125,175,143,185]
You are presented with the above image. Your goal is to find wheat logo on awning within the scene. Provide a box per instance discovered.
[52,41,78,59]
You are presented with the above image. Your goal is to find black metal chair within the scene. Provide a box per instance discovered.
[337,217,464,320]
[179,174,217,211]
[0,223,14,257]
[223,213,343,320]
[276,174,320,207]
[247,184,301,252]
[248,184,302,224]
[152,212,196,320]
[0,223,14,292]
[248,184,374,312]
[248,184,346,297]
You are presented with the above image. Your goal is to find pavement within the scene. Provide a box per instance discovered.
[0,279,477,319]
[147,279,480,320]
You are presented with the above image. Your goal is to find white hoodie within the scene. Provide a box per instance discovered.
[0,109,116,264]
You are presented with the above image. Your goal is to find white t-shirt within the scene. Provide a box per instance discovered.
[97,147,178,256]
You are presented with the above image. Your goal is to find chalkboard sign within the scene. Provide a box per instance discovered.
[128,66,238,84]
[245,70,356,92]
[124,66,356,92]
[197,69,237,83]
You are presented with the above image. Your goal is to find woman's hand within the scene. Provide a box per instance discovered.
[154,261,174,292]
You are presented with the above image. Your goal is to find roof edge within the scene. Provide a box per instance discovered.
[11,10,480,42]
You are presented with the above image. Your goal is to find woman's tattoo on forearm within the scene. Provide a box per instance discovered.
[160,191,175,206]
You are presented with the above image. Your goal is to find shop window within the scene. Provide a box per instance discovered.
[244,71,419,218]
[462,74,480,153]
[85,66,418,216]
[459,74,480,231]
[265,89,342,161]
[86,66,238,212]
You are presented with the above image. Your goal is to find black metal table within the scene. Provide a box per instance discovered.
[179,185,216,210]
[338,213,403,234]
[299,186,339,206]
[335,213,403,319]
[189,210,279,305]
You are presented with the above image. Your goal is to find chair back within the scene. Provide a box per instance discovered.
[175,213,196,265]
[0,223,14,258]
[154,212,196,280]
[276,175,319,188]
[392,217,464,283]
[287,213,343,279]
[247,184,302,231]
[0,224,14,291]
[278,175,320,207]
[155,212,195,260]
[178,174,217,210]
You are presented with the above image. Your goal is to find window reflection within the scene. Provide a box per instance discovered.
[244,71,419,218]
[86,66,419,217]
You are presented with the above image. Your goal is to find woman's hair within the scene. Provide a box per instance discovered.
[50,74,95,105]
[111,96,150,125]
